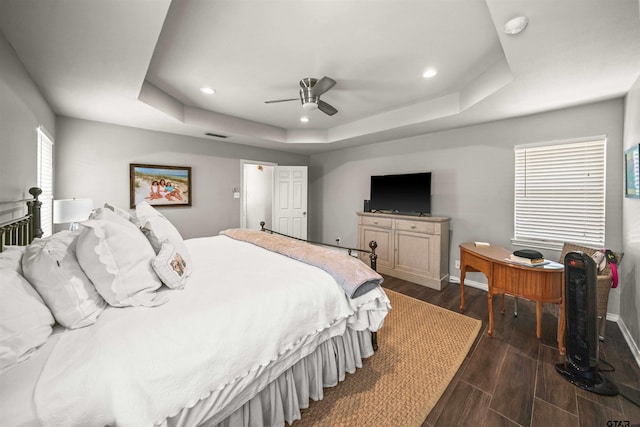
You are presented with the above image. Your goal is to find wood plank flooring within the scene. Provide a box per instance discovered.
[381,276,640,427]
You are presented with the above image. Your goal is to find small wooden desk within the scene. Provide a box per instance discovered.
[459,242,565,354]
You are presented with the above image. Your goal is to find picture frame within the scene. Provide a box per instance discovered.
[624,144,640,199]
[130,164,192,208]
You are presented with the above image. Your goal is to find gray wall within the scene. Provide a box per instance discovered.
[0,32,55,204]
[622,74,640,352]
[55,117,308,239]
[309,99,624,309]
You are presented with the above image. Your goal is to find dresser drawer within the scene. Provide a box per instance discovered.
[360,216,393,228]
[395,220,434,234]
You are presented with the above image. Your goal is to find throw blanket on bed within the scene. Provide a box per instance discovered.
[220,228,383,298]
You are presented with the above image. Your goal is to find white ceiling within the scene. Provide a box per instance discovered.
[1,0,639,154]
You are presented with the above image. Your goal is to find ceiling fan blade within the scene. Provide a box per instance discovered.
[264,98,298,104]
[317,100,338,116]
[310,76,336,97]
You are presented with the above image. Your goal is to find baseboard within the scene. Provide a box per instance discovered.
[451,275,640,368]
[615,316,640,369]
[449,275,487,292]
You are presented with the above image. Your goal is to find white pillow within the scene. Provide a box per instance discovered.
[0,269,54,371]
[103,202,140,227]
[136,201,192,267]
[22,231,107,329]
[76,209,166,307]
[151,243,192,289]
[0,246,26,275]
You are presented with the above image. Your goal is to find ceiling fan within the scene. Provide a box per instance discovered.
[265,76,338,116]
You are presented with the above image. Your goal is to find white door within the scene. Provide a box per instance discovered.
[273,166,308,239]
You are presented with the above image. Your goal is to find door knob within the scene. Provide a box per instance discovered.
[303,212,307,215]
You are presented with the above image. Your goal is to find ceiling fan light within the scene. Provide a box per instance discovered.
[302,102,318,111]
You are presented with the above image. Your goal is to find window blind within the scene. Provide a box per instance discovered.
[37,126,54,237]
[513,136,606,250]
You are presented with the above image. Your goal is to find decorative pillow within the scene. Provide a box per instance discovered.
[0,269,54,371]
[22,230,107,329]
[151,242,191,289]
[76,209,166,307]
[136,201,192,268]
[0,246,26,275]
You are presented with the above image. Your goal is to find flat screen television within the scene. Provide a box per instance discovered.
[369,172,431,215]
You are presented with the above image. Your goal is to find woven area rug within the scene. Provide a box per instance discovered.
[294,289,482,427]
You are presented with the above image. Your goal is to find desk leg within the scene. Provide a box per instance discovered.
[460,268,466,312]
[536,302,542,339]
[488,293,494,337]
[558,302,566,355]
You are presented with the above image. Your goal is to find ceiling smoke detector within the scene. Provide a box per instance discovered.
[504,16,529,35]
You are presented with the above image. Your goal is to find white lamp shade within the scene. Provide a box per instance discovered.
[53,199,93,224]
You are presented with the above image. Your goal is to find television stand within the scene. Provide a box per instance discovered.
[357,212,450,290]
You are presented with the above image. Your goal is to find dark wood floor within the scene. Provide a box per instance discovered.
[381,276,640,427]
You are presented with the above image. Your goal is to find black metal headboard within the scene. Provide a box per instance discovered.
[0,187,43,252]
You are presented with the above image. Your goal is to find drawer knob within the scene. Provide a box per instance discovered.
[410,225,416,229]
[373,221,378,224]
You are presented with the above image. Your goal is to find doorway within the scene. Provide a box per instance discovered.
[240,161,308,239]
[241,160,275,230]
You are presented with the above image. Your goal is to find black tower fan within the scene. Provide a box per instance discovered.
[556,251,618,395]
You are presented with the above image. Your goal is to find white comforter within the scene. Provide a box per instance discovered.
[33,235,389,426]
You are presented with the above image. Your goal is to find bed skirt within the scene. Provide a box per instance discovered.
[165,328,374,427]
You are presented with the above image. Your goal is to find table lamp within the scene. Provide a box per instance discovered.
[53,198,93,231]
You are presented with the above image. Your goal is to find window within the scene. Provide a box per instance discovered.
[513,136,606,251]
[37,126,54,237]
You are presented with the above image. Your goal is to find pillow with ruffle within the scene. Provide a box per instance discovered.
[22,230,107,329]
[0,269,54,371]
[76,208,166,307]
[135,201,192,268]
[151,242,191,290]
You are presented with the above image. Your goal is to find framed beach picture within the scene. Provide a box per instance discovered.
[624,144,640,199]
[130,164,192,208]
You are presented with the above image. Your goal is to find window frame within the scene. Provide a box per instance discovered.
[512,135,606,251]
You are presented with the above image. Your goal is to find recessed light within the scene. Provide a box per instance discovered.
[504,16,529,35]
[200,87,215,95]
[300,117,309,123]
[422,68,437,79]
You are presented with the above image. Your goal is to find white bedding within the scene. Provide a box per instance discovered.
[17,235,389,426]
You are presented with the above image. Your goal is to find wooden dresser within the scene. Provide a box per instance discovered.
[357,212,450,290]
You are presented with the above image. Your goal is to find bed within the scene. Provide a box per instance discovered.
[0,188,390,427]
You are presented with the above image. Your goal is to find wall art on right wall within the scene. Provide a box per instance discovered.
[624,144,640,199]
